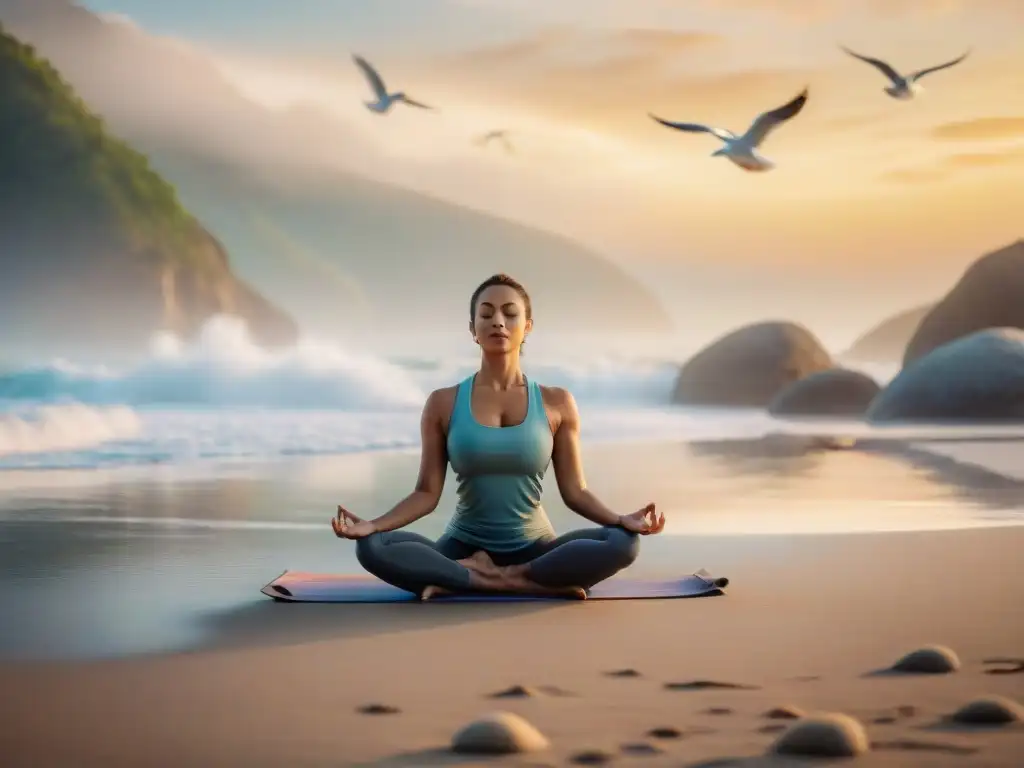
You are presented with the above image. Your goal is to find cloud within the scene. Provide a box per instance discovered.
[697,0,839,22]
[435,25,724,71]
[605,28,726,54]
[943,145,1024,167]
[879,167,948,184]
[821,111,893,133]
[880,144,1024,183]
[931,116,1024,142]
[699,0,1018,22]
[435,25,578,68]
[424,29,809,136]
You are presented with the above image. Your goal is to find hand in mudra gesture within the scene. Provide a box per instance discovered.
[618,503,664,535]
[331,505,376,540]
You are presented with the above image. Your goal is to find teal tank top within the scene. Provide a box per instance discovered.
[444,374,556,551]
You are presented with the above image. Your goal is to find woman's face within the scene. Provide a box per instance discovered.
[470,284,532,355]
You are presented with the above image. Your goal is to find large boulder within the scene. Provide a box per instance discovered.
[867,328,1024,423]
[672,322,833,407]
[842,305,932,363]
[768,368,881,417]
[904,240,1024,365]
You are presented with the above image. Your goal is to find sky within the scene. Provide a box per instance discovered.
[69,0,1024,341]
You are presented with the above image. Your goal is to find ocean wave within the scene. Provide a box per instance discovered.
[0,316,679,409]
[0,404,141,457]
[0,403,787,471]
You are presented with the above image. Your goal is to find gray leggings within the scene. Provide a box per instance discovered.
[355,526,640,596]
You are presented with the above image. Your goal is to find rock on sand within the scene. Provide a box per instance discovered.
[451,711,550,755]
[891,645,960,674]
[769,712,870,757]
[951,696,1024,725]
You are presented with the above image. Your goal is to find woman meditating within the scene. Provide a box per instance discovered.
[331,273,665,599]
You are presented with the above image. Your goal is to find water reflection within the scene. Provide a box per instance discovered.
[0,440,1021,660]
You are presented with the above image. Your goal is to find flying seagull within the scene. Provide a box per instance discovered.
[352,54,433,113]
[649,88,809,172]
[840,46,970,100]
[475,129,515,154]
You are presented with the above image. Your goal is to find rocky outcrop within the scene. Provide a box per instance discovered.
[904,240,1024,365]
[842,305,932,363]
[867,328,1024,423]
[0,25,296,356]
[672,322,833,407]
[768,368,881,417]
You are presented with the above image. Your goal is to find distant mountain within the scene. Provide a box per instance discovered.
[841,304,932,364]
[0,24,296,359]
[146,148,675,336]
[0,0,675,338]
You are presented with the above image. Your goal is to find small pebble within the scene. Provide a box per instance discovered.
[950,695,1024,725]
[489,684,536,698]
[763,705,804,720]
[983,657,1024,675]
[606,668,642,678]
[357,703,400,715]
[704,707,733,715]
[664,679,759,691]
[647,726,682,739]
[570,749,614,764]
[891,645,960,674]
[621,742,662,755]
[451,711,550,755]
[769,712,870,758]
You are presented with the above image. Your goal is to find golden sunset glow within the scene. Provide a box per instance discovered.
[189,0,1022,275]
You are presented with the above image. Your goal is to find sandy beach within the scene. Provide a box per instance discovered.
[0,438,1022,767]
[0,527,1021,767]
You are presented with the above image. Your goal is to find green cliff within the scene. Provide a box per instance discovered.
[0,24,297,356]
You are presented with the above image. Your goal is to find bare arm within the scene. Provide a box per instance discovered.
[367,389,450,533]
[549,387,624,527]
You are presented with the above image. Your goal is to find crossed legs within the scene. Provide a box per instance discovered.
[355,526,640,599]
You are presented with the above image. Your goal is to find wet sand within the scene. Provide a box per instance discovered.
[0,437,1022,765]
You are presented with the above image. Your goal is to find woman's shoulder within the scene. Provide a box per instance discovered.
[538,383,576,411]
[424,385,459,414]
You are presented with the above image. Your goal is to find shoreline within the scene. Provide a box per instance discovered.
[0,432,1021,668]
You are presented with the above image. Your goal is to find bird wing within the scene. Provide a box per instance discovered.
[353,55,388,99]
[400,95,433,110]
[649,114,734,141]
[908,50,970,82]
[741,88,809,147]
[840,46,903,84]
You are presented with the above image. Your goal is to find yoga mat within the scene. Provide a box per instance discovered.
[261,569,728,603]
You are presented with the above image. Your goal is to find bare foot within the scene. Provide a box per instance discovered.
[457,550,498,576]
[496,564,587,600]
[423,554,587,600]
[420,585,451,601]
